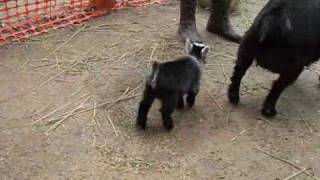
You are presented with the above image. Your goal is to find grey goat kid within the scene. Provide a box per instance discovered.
[137,39,209,130]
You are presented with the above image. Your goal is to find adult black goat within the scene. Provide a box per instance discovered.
[228,0,320,117]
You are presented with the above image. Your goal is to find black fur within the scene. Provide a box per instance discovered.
[137,40,209,130]
[228,0,320,117]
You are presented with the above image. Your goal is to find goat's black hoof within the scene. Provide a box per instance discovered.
[188,105,194,109]
[136,118,146,130]
[228,94,239,105]
[176,102,184,110]
[164,125,174,131]
[163,122,174,131]
[136,123,146,130]
[261,107,277,117]
[186,98,195,108]
[228,86,240,105]
[187,103,195,109]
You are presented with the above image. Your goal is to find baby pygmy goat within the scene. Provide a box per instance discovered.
[136,39,209,130]
[228,0,320,117]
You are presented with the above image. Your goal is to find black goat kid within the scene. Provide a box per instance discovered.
[228,0,320,117]
[137,40,209,130]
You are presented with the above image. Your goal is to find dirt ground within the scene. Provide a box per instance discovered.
[1,0,320,179]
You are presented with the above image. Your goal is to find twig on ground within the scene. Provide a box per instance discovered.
[285,99,315,134]
[91,101,97,123]
[123,87,130,96]
[228,130,246,142]
[27,63,57,69]
[205,86,223,112]
[43,25,86,60]
[91,101,103,132]
[32,93,90,125]
[45,108,80,135]
[220,64,231,83]
[92,135,97,147]
[283,168,309,180]
[85,22,129,30]
[30,62,78,91]
[20,48,32,69]
[0,61,80,104]
[104,35,132,49]
[256,116,272,124]
[106,110,119,136]
[69,52,128,98]
[300,115,314,134]
[45,96,91,135]
[255,147,320,180]
[127,83,143,95]
[95,117,103,131]
[47,93,141,123]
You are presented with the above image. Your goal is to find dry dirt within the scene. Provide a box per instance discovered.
[1,0,320,179]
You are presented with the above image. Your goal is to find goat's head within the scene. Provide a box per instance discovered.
[185,38,209,63]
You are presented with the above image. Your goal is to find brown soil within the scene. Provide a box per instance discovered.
[1,0,320,179]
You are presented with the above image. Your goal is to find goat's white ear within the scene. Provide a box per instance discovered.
[185,38,193,54]
[201,46,209,59]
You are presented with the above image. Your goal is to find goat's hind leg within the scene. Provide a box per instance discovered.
[262,68,303,117]
[161,92,178,130]
[137,85,156,129]
[187,81,200,108]
[228,33,256,105]
[187,91,197,108]
[177,94,185,110]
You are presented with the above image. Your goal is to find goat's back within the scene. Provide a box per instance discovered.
[155,57,201,92]
[252,0,320,48]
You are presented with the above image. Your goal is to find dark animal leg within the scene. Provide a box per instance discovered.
[207,0,242,43]
[262,69,303,117]
[228,36,256,104]
[161,93,178,130]
[228,60,253,105]
[177,94,184,109]
[187,91,197,108]
[178,0,202,43]
[136,85,155,129]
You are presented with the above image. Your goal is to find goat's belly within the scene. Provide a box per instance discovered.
[255,56,292,74]
[255,47,315,74]
[156,81,190,94]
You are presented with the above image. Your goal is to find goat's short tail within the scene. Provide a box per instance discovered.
[152,61,160,70]
[149,61,160,89]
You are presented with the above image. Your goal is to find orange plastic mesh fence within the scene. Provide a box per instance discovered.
[0,0,166,41]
